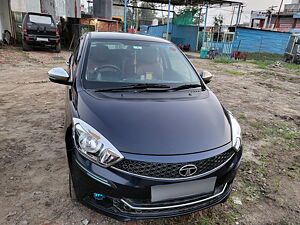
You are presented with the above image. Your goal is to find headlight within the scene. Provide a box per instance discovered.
[73,118,124,167]
[228,112,242,152]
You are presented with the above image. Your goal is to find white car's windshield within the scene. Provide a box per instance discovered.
[82,39,200,89]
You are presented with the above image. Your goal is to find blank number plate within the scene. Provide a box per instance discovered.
[151,177,216,202]
[37,37,48,42]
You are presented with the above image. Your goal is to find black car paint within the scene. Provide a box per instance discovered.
[58,32,242,221]
[70,148,242,221]
[22,12,60,49]
[77,90,231,155]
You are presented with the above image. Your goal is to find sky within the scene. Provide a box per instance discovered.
[80,0,293,26]
[206,0,291,25]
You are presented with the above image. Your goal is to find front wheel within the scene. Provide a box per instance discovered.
[55,42,61,53]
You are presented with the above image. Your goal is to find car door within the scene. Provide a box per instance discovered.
[65,36,86,129]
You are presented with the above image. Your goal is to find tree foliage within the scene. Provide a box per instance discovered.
[213,15,224,31]
[139,2,156,21]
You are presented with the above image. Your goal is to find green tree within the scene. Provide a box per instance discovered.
[139,2,156,22]
[213,15,224,32]
[193,8,204,25]
[126,8,134,28]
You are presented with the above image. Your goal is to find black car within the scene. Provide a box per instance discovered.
[48,32,242,221]
[22,12,61,52]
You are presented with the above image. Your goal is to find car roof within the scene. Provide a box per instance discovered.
[26,12,52,17]
[89,32,170,43]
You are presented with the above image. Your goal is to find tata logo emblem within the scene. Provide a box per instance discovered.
[179,164,198,177]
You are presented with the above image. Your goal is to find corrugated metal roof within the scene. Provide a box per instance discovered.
[141,0,242,6]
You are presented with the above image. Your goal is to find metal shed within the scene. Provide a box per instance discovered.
[123,0,242,46]
[141,0,241,6]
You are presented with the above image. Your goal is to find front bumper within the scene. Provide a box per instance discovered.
[69,144,242,221]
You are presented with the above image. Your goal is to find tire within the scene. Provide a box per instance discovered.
[55,42,61,53]
[69,173,77,201]
[22,40,31,51]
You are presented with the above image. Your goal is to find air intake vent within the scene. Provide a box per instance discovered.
[113,148,235,179]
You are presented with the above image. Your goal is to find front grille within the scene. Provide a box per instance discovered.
[113,148,235,179]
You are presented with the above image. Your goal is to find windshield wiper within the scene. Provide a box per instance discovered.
[94,84,171,92]
[167,84,203,91]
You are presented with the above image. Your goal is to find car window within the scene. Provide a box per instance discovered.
[77,37,85,63]
[73,40,81,64]
[72,39,81,78]
[82,40,200,89]
[28,15,52,25]
[165,47,196,81]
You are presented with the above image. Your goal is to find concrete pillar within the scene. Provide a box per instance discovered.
[94,0,112,19]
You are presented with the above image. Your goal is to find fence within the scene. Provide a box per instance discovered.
[203,27,291,57]
[206,41,233,55]
[232,27,291,54]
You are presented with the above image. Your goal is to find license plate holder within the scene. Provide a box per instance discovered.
[151,177,216,202]
[36,37,48,42]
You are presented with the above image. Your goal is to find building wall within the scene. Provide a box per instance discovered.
[148,24,172,37]
[55,0,66,17]
[10,0,80,18]
[148,24,199,51]
[59,0,80,18]
[11,0,40,13]
[0,0,11,41]
[284,3,300,13]
[40,0,55,15]
[233,27,290,54]
[112,5,123,19]
[171,25,198,51]
[269,13,300,33]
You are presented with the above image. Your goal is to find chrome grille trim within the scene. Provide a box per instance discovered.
[120,183,228,211]
[111,152,235,181]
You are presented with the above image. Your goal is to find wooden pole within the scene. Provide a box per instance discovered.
[230,6,236,27]
[274,0,284,30]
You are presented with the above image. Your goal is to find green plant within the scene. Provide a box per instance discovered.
[223,70,246,76]
[248,60,273,69]
[238,113,247,121]
[212,59,235,64]
[197,217,214,225]
[282,63,300,73]
[246,52,283,61]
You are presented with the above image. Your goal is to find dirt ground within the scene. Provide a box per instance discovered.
[0,46,299,225]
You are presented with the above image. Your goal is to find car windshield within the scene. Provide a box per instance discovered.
[29,15,52,25]
[82,39,200,89]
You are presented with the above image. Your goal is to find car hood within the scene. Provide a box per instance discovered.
[77,90,231,156]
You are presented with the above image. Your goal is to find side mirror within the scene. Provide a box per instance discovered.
[200,70,213,84]
[48,67,71,85]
